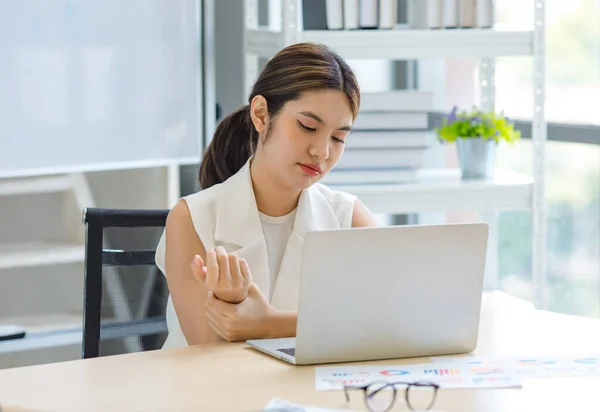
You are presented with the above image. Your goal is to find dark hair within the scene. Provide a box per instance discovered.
[199,42,361,189]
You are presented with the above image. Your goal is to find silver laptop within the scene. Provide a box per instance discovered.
[247,222,488,365]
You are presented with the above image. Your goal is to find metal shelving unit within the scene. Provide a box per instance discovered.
[242,0,547,308]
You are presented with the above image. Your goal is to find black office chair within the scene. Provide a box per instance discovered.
[82,207,170,358]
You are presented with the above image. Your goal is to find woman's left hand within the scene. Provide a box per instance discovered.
[205,282,276,342]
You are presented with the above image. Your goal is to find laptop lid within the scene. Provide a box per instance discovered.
[294,222,488,365]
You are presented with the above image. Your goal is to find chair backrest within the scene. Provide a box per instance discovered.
[82,207,170,358]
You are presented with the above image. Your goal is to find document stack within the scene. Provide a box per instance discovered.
[324,0,494,31]
[321,90,434,186]
[408,0,494,29]
[325,0,398,30]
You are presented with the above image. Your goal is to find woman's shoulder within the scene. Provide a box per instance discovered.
[181,182,223,209]
[166,187,218,226]
[310,183,377,228]
[310,183,357,228]
[164,182,224,241]
[311,182,357,206]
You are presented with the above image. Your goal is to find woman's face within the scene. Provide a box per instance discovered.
[253,90,354,190]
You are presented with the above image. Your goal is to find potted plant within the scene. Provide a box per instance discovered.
[436,106,521,179]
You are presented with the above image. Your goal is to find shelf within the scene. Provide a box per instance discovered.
[0,242,85,270]
[245,28,534,59]
[0,313,81,334]
[0,175,72,197]
[0,313,82,354]
[327,168,534,215]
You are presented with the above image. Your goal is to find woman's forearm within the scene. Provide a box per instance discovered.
[264,310,297,339]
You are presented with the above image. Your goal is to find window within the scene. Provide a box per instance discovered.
[436,1,600,317]
[496,141,600,318]
[495,0,600,125]
[492,0,600,317]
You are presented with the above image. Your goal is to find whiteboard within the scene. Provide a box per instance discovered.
[0,0,203,178]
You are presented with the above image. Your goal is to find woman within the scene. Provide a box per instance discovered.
[155,42,378,348]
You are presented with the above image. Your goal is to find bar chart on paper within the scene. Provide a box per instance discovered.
[315,356,600,391]
[431,355,600,366]
[314,363,522,390]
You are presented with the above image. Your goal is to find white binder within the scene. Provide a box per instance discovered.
[359,0,378,28]
[326,0,344,29]
[459,0,477,28]
[379,0,398,29]
[443,0,459,28]
[427,0,444,29]
[343,0,360,29]
[476,0,494,28]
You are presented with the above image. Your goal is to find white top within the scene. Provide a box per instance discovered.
[259,208,296,300]
[155,157,357,349]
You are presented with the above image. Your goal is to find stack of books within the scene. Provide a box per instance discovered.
[408,0,494,29]
[323,0,494,31]
[321,90,434,186]
[325,0,398,30]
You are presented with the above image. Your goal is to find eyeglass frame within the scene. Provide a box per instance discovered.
[343,380,441,412]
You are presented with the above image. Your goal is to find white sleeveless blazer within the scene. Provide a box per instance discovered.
[155,158,357,349]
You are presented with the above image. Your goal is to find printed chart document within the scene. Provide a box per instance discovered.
[431,354,600,368]
[315,356,600,391]
[315,363,521,390]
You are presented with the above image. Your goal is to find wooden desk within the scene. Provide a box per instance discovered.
[1,292,599,412]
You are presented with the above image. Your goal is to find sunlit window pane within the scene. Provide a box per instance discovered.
[495,0,600,125]
[497,140,600,318]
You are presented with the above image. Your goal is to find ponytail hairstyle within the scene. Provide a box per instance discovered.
[199,42,361,189]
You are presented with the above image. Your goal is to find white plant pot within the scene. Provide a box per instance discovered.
[456,137,497,179]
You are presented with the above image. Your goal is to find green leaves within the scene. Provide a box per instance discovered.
[436,106,521,144]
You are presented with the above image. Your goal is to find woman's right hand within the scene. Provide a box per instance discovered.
[190,246,252,304]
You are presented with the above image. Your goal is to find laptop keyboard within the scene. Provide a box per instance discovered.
[277,347,295,357]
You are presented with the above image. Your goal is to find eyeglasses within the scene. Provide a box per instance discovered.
[344,380,440,412]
